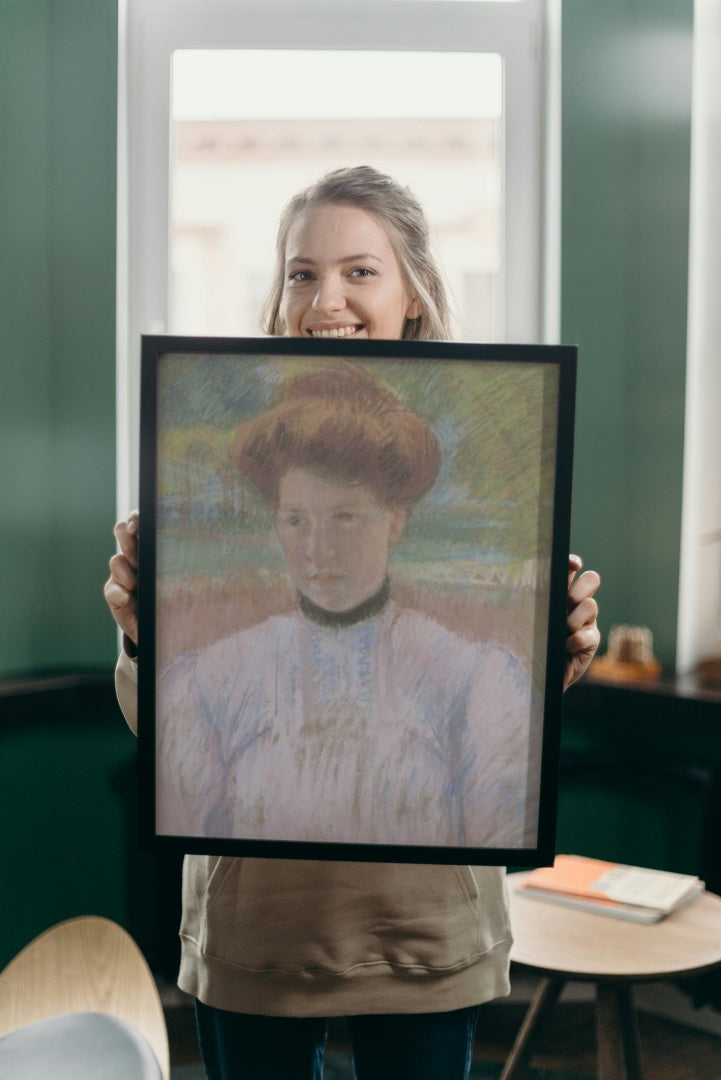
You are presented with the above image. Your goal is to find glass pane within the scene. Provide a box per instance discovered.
[170,50,503,341]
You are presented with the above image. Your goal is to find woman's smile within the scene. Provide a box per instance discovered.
[306,323,365,339]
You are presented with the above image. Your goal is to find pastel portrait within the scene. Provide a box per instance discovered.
[146,342,567,860]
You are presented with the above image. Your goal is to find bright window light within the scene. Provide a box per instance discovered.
[172,50,502,121]
[170,50,503,341]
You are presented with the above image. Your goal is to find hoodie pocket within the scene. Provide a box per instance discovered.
[180,856,509,975]
[454,864,480,906]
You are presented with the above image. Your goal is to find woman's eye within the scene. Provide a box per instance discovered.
[349,267,375,279]
[288,270,313,283]
[334,511,356,524]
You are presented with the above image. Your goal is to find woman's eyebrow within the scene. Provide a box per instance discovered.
[339,253,383,265]
[278,501,363,513]
[286,253,384,266]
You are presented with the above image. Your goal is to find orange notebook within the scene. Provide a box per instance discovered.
[516,854,704,923]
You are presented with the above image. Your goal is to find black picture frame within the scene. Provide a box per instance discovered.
[138,335,576,866]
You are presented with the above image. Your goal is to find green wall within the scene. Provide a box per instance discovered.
[562,0,693,669]
[0,0,118,676]
[0,1,694,675]
[0,0,129,969]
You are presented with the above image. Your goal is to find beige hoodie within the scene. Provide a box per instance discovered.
[116,650,512,1016]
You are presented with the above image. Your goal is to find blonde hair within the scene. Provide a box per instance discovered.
[262,166,454,341]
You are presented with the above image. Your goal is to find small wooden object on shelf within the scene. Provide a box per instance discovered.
[591,624,662,683]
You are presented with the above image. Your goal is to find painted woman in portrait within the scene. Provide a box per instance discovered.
[156,362,540,850]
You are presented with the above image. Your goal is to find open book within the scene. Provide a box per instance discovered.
[515,854,705,923]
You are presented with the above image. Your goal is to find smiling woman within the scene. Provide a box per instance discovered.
[108,109,596,1071]
[263,165,452,340]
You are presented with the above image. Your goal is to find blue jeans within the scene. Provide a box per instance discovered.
[195,1000,481,1080]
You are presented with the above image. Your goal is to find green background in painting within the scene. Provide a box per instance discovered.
[153,353,559,687]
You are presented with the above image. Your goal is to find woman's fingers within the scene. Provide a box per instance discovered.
[113,512,139,568]
[566,589,600,635]
[104,512,140,645]
[564,559,601,690]
[103,574,139,643]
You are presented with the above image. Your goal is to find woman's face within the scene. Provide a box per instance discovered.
[275,467,407,612]
[281,203,421,340]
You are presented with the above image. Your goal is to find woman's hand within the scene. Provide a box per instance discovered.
[103,510,139,647]
[564,554,601,691]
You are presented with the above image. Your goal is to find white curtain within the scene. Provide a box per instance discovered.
[677,0,721,672]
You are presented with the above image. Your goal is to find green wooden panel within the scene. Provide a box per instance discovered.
[0,685,132,967]
[0,0,118,675]
[0,682,184,977]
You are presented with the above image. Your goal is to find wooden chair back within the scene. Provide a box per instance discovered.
[0,915,169,1080]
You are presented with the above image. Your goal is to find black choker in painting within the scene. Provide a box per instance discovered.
[298,578,391,628]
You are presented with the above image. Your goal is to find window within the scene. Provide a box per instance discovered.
[677,1,721,673]
[118,0,557,509]
[169,49,503,340]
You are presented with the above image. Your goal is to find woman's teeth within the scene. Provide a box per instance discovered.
[310,325,360,338]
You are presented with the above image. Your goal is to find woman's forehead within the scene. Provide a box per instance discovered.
[277,467,379,507]
[284,203,396,263]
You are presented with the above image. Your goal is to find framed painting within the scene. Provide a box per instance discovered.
[137,335,576,865]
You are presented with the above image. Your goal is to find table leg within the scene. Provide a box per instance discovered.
[596,982,643,1080]
[499,976,565,1080]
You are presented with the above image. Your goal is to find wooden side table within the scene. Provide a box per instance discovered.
[503,873,721,1080]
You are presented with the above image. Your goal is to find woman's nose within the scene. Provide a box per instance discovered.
[312,274,345,315]
[306,522,335,561]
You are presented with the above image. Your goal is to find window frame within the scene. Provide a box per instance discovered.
[117,0,558,510]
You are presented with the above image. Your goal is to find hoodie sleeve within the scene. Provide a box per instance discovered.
[115,646,139,736]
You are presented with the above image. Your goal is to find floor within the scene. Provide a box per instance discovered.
[164,981,721,1079]
[474,999,721,1079]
